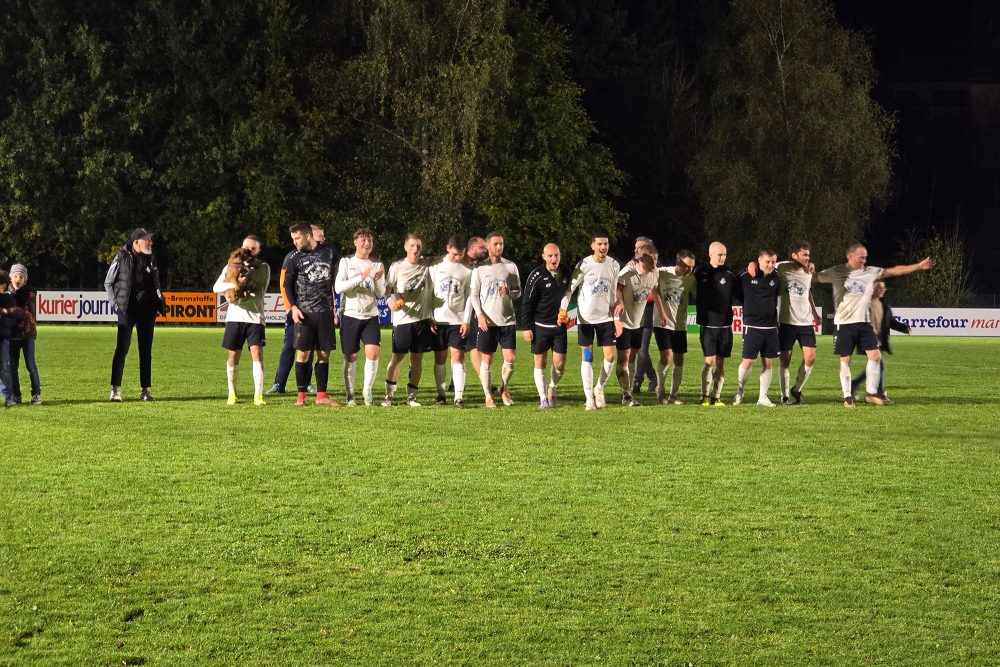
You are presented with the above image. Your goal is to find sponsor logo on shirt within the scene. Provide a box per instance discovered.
[845,279,867,295]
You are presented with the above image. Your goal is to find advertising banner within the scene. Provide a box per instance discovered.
[37,291,118,322]
[157,292,216,323]
[892,308,1000,336]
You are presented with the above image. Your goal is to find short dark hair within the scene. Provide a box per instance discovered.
[289,222,312,236]
[485,231,503,242]
[467,236,485,250]
[791,241,810,254]
[447,234,467,250]
[676,249,695,262]
[353,227,374,240]
[0,269,8,287]
[847,242,866,254]
[591,231,610,242]
[759,248,777,258]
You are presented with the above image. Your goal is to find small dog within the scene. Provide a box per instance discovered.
[224,247,256,302]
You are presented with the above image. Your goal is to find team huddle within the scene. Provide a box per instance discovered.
[209,224,934,410]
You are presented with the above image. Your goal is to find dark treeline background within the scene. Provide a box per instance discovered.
[0,0,982,305]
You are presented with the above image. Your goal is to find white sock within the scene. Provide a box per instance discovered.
[713,375,725,399]
[701,364,713,397]
[343,360,357,398]
[501,361,514,390]
[452,363,466,400]
[737,364,750,396]
[759,367,772,401]
[671,365,683,397]
[581,361,594,402]
[533,368,546,401]
[252,360,264,397]
[364,359,378,395]
[839,361,852,398]
[226,361,238,397]
[479,361,492,396]
[434,362,447,396]
[598,359,614,388]
[866,359,881,395]
[794,364,812,393]
[780,366,791,398]
[657,363,668,397]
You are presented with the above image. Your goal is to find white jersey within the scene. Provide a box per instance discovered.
[563,255,620,325]
[429,256,472,325]
[777,262,814,326]
[470,258,521,327]
[386,258,431,325]
[617,265,657,330]
[212,262,270,325]
[335,256,386,320]
[653,266,694,330]
[816,264,884,325]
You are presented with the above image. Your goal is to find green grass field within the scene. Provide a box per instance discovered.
[2,326,998,665]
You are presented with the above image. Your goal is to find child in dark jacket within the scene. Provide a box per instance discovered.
[0,269,28,407]
[8,264,40,404]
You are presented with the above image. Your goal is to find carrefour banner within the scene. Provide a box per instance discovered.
[892,308,1000,336]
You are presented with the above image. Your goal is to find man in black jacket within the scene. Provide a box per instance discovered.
[104,228,167,402]
[522,243,568,408]
[851,280,909,402]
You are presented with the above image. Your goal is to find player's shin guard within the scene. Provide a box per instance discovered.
[581,361,595,402]
[701,363,714,398]
[343,360,356,398]
[226,361,238,398]
[615,362,630,394]
[549,366,563,390]
[865,359,881,395]
[839,361,853,398]
[452,363,466,400]
[598,359,614,388]
[736,364,750,398]
[434,362,447,397]
[479,361,492,397]
[759,367,772,400]
[295,361,312,393]
[501,361,514,390]
[671,365,683,397]
[252,360,264,398]
[314,362,329,393]
[657,363,668,398]
[364,359,378,394]
[712,376,725,400]
[794,364,813,392]
[533,368,546,401]
[780,366,791,399]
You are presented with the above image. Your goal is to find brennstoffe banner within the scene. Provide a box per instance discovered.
[892,308,1000,336]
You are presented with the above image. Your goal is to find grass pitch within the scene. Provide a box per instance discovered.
[2,326,999,665]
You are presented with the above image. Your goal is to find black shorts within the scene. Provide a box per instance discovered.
[340,315,381,355]
[392,320,431,354]
[742,327,780,359]
[779,323,817,352]
[653,327,688,354]
[531,325,568,355]
[477,324,517,353]
[578,321,617,348]
[615,327,643,351]
[464,314,479,352]
[433,323,467,351]
[222,321,266,351]
[699,326,733,358]
[833,322,880,356]
[295,311,335,352]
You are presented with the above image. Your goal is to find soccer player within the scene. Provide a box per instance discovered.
[733,249,781,407]
[614,250,665,406]
[652,249,696,405]
[429,235,473,408]
[693,241,742,406]
[383,233,433,407]
[464,236,488,376]
[630,236,659,395]
[850,280,910,403]
[815,244,933,407]
[522,243,569,409]
[335,227,386,406]
[470,232,521,408]
[776,242,821,405]
[213,235,270,406]
[561,232,621,410]
[283,222,339,407]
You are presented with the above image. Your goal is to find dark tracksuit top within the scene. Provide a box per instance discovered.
[694,264,743,327]
[521,265,568,330]
[739,270,780,328]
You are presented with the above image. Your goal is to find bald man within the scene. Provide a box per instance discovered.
[521,243,569,408]
[693,241,743,406]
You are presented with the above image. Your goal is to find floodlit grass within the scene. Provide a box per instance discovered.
[2,326,999,665]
